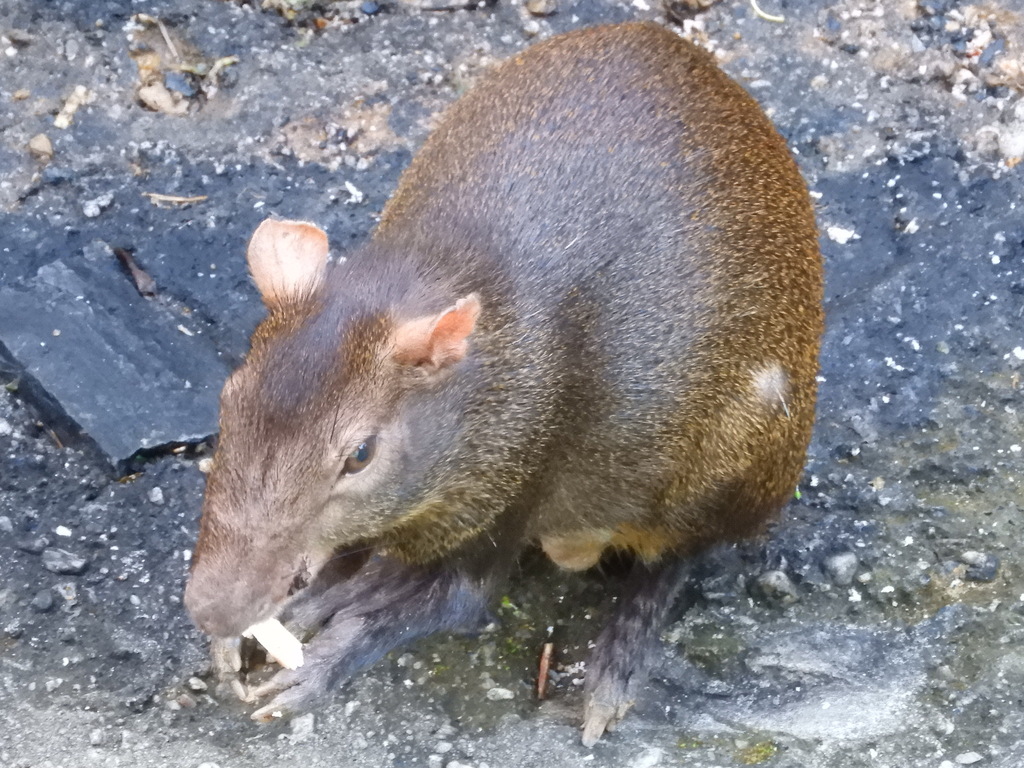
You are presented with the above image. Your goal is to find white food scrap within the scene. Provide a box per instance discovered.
[244,618,304,670]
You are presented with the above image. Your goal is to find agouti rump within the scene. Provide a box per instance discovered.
[184,21,823,745]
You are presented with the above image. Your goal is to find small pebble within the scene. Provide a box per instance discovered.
[187,676,208,692]
[148,487,165,505]
[163,71,196,98]
[955,752,984,765]
[28,133,54,161]
[526,0,556,15]
[960,551,999,583]
[81,192,114,218]
[361,0,380,13]
[485,687,514,701]
[631,747,664,768]
[290,713,316,742]
[42,548,88,575]
[30,590,54,612]
[18,537,47,555]
[756,570,799,605]
[428,757,444,768]
[89,728,105,746]
[823,552,859,586]
[0,515,13,533]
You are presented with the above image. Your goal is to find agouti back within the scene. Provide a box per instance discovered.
[184,21,823,745]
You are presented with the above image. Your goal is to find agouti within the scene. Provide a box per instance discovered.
[184,21,823,745]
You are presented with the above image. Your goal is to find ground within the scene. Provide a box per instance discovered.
[1,0,1023,767]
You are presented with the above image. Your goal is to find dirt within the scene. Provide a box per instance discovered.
[1,1,1024,767]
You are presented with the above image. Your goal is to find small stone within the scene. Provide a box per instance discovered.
[631,747,664,768]
[435,741,454,754]
[0,417,11,436]
[960,552,999,583]
[148,486,165,505]
[55,583,78,603]
[446,762,474,768]
[30,590,55,612]
[823,552,859,586]
[361,0,380,13]
[998,126,1024,162]
[28,133,54,161]
[42,548,88,575]
[0,515,13,533]
[45,677,64,692]
[176,693,197,708]
[18,537,47,555]
[290,713,316,742]
[81,191,114,218]
[89,728,105,746]
[756,570,799,605]
[428,756,444,768]
[485,686,514,701]
[955,753,984,765]
[187,676,208,692]
[525,0,556,16]
[163,71,196,98]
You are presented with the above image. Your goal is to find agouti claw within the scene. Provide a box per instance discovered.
[210,636,253,702]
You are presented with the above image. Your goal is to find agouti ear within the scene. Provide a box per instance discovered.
[392,294,481,373]
[246,218,329,310]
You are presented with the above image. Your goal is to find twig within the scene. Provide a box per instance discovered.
[750,0,785,23]
[156,18,181,62]
[142,192,208,207]
[537,642,554,700]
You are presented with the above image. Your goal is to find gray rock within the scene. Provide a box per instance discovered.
[30,589,54,612]
[41,548,88,575]
[960,551,999,583]
[630,747,664,768]
[0,258,227,463]
[955,753,985,765]
[289,713,316,743]
[756,570,799,605]
[824,552,860,586]
[485,687,514,701]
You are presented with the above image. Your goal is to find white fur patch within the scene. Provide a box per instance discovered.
[753,363,790,417]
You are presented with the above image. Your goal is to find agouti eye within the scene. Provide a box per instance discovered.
[342,436,377,476]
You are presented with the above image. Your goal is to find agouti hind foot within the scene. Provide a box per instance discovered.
[246,557,489,722]
[581,558,691,747]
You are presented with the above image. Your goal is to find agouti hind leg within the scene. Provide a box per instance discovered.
[581,556,691,747]
[248,557,490,722]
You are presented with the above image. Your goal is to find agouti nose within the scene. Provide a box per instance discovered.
[184,567,274,638]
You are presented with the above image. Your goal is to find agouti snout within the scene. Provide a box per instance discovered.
[184,21,823,745]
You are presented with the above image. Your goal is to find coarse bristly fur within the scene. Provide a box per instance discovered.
[184,21,823,746]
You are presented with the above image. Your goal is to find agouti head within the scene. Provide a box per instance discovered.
[184,219,482,638]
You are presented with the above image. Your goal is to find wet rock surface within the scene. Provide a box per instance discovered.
[1,1,1024,767]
